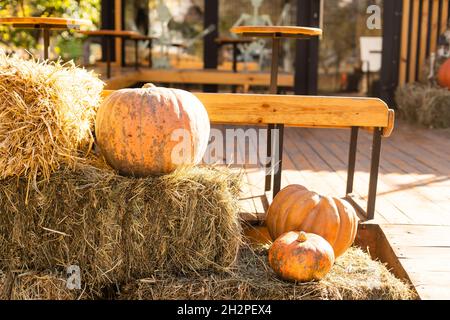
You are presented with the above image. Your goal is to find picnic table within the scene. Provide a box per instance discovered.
[0,17,91,59]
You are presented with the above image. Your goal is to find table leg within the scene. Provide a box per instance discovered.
[135,39,139,70]
[42,28,50,60]
[265,37,281,193]
[149,39,153,68]
[232,43,238,93]
[106,36,111,78]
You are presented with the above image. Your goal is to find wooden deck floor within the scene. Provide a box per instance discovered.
[224,121,450,300]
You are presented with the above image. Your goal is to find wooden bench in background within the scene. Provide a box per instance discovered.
[103,69,295,92]
[101,90,395,220]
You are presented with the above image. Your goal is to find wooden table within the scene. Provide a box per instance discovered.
[79,30,140,78]
[0,17,91,60]
[131,34,157,69]
[231,25,322,198]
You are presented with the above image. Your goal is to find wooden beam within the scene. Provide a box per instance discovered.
[114,0,122,67]
[101,90,392,130]
[409,0,421,82]
[100,0,116,62]
[104,69,294,90]
[380,0,403,105]
[295,0,321,95]
[203,0,219,93]
[440,0,449,35]
[430,0,440,54]
[419,0,430,80]
[399,0,412,86]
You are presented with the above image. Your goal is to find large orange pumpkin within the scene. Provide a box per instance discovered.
[266,185,358,258]
[268,231,335,282]
[96,84,210,176]
[438,58,450,89]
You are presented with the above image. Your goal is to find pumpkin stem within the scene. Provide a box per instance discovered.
[296,232,308,243]
[143,83,156,89]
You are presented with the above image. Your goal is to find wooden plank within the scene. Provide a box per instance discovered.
[115,0,123,67]
[418,0,430,79]
[409,0,421,82]
[135,69,294,87]
[381,224,450,300]
[399,0,411,86]
[195,93,391,128]
[0,17,91,27]
[440,0,449,35]
[101,90,392,129]
[231,25,322,37]
[429,0,440,54]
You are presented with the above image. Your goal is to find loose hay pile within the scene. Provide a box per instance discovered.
[0,160,242,298]
[0,52,104,188]
[395,83,450,128]
[0,246,414,300]
[120,246,416,300]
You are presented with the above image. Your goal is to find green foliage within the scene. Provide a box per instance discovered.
[0,0,100,60]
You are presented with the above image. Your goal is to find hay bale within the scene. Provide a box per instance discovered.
[395,83,450,128]
[0,51,104,189]
[120,246,417,300]
[420,94,450,128]
[0,160,242,297]
[0,270,82,300]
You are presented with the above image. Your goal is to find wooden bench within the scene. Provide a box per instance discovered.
[103,69,294,91]
[101,91,395,220]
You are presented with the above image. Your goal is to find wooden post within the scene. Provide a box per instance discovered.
[408,0,420,83]
[203,0,219,93]
[294,0,321,95]
[380,0,403,106]
[418,0,430,80]
[101,0,116,62]
[429,0,440,54]
[440,0,450,35]
[115,0,122,67]
[399,0,411,86]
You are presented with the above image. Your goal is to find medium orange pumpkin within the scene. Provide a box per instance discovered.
[438,58,450,89]
[96,84,210,176]
[266,185,358,258]
[268,231,335,282]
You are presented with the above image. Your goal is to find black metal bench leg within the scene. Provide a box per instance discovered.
[346,127,359,195]
[272,124,285,199]
[367,127,382,220]
[265,124,274,192]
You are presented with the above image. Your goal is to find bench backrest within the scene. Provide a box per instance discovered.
[101,91,395,137]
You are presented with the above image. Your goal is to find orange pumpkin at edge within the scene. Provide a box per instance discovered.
[268,231,335,282]
[438,58,450,90]
[266,185,359,258]
[95,84,210,176]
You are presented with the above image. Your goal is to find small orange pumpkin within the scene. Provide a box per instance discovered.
[268,231,335,282]
[96,84,210,176]
[438,58,450,90]
[266,185,358,258]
